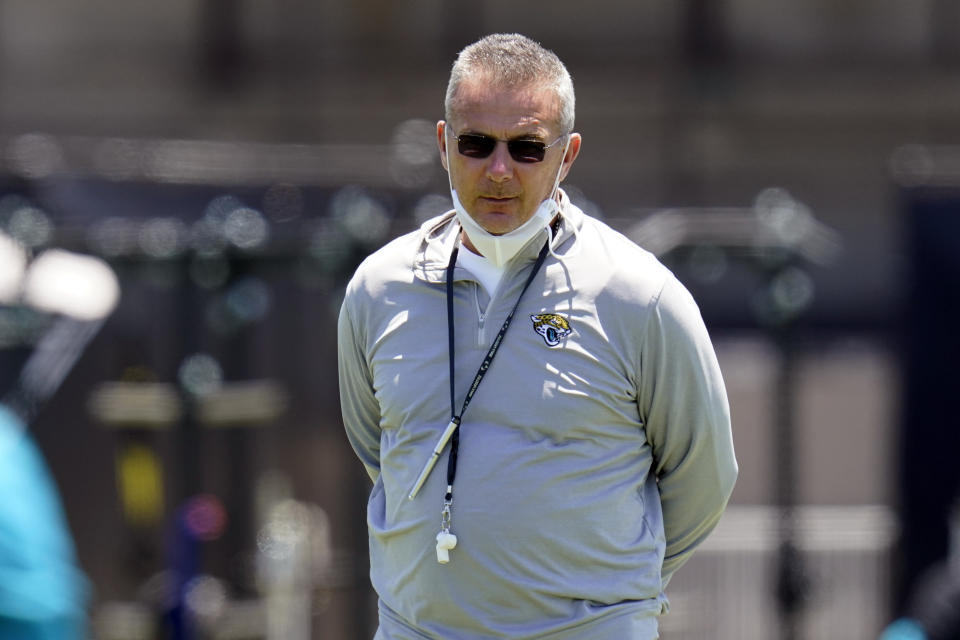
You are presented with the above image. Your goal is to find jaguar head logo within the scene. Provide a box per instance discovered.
[530,313,572,347]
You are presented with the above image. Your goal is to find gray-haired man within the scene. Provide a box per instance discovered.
[338,33,738,639]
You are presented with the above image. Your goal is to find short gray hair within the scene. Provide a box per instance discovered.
[445,33,575,134]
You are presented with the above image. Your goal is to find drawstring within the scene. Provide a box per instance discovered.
[547,212,581,262]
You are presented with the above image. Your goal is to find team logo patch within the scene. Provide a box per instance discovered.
[530,313,572,347]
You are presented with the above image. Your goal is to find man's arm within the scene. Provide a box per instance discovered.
[337,295,382,484]
[638,276,738,585]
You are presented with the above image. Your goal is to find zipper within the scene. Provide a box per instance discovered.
[474,285,486,344]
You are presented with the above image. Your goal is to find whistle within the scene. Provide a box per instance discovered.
[408,419,460,500]
[436,531,458,564]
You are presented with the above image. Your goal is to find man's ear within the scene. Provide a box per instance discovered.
[559,133,582,182]
[437,120,449,171]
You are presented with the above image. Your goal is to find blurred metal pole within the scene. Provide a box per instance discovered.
[199,0,245,90]
[440,5,485,67]
[171,259,203,640]
[773,316,806,640]
[681,0,727,67]
[177,260,204,512]
[662,0,730,205]
[891,145,960,616]
[932,0,960,66]
[218,257,257,600]
[3,317,106,426]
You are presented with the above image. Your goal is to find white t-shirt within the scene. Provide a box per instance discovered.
[456,246,505,297]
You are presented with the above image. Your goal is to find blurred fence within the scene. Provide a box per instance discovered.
[662,506,896,640]
[2,134,946,639]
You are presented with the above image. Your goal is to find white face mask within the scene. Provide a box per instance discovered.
[446,130,568,268]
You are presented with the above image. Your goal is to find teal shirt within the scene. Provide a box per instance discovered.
[0,406,88,638]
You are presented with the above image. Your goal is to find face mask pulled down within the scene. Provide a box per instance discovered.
[446,134,568,268]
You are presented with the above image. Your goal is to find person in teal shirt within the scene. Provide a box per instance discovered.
[0,405,89,639]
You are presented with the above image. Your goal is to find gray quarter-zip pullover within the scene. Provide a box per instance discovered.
[338,192,737,639]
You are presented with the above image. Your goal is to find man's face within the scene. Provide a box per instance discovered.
[438,78,581,236]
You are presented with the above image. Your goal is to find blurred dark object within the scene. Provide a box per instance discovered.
[682,0,728,68]
[199,0,245,90]
[932,0,960,66]
[880,561,960,640]
[894,146,960,615]
[909,562,960,640]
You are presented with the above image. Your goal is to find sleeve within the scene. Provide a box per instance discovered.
[337,291,383,484]
[637,276,738,584]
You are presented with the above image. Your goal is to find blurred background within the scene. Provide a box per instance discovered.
[1,1,959,638]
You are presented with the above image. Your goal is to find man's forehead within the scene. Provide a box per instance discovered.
[450,77,562,132]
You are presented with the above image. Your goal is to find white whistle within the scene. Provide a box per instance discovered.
[436,531,458,564]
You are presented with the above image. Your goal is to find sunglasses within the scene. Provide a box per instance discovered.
[452,130,566,163]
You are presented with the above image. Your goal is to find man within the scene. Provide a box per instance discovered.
[338,33,737,639]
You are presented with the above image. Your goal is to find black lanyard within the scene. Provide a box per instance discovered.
[443,239,550,502]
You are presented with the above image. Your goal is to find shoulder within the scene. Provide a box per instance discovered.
[342,212,458,324]
[344,227,421,304]
[575,214,678,307]
[346,211,457,296]
[583,216,666,268]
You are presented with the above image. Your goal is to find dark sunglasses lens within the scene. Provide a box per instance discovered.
[457,135,497,158]
[507,140,547,163]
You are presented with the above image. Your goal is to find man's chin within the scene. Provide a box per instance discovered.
[474,213,522,235]
[473,203,524,231]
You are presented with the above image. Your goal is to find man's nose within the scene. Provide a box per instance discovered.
[485,142,513,182]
